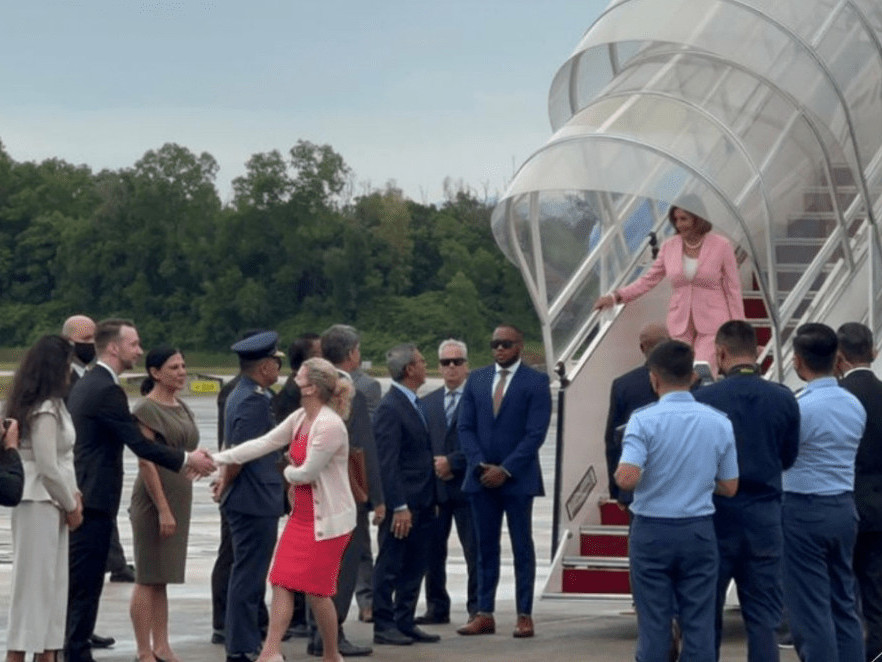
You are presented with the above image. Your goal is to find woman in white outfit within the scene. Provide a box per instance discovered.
[4,335,83,662]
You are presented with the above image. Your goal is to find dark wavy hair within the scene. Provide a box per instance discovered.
[140,345,183,395]
[4,335,74,437]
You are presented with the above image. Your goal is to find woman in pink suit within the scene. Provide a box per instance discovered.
[594,202,744,365]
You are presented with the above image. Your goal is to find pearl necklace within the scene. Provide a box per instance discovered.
[683,236,704,250]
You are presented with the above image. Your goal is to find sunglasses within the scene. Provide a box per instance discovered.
[439,358,466,367]
[490,339,516,350]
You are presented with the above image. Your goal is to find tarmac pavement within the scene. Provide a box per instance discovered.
[0,388,798,661]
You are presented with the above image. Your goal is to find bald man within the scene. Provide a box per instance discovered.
[604,323,670,503]
[62,315,97,389]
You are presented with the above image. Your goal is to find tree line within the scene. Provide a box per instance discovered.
[0,139,538,366]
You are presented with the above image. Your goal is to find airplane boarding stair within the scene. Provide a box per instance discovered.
[490,0,882,601]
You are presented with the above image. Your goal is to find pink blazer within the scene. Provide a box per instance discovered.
[617,232,745,336]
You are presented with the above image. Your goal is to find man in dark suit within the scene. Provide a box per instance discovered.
[212,331,286,662]
[61,314,127,651]
[305,324,380,657]
[603,323,669,504]
[836,322,882,661]
[323,324,381,625]
[456,324,552,639]
[416,338,477,624]
[65,318,215,662]
[372,343,439,646]
[271,333,320,423]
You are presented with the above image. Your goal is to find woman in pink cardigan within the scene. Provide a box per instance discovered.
[594,202,745,366]
[214,358,356,662]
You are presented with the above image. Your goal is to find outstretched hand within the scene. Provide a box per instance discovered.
[185,448,216,479]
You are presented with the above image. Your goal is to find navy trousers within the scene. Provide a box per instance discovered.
[630,515,717,662]
[224,508,278,657]
[372,506,433,634]
[422,497,478,618]
[66,509,114,662]
[782,492,864,662]
[211,511,269,634]
[713,499,783,662]
[471,491,535,615]
[854,530,882,661]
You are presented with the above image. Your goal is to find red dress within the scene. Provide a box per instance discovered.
[268,430,351,596]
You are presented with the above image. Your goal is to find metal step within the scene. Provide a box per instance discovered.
[542,591,632,602]
[774,234,846,264]
[563,556,629,569]
[580,525,629,535]
[785,215,837,239]
[774,264,833,292]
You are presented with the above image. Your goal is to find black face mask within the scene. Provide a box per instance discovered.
[73,342,96,365]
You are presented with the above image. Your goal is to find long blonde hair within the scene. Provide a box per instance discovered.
[302,357,355,420]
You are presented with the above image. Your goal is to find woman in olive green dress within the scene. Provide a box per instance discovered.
[128,346,199,662]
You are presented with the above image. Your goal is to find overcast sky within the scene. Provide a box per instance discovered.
[0,1,608,204]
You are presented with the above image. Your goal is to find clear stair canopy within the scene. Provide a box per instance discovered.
[493,0,882,380]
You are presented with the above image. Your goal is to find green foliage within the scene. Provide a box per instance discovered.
[0,138,541,365]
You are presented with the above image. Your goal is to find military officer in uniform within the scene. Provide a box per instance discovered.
[212,331,286,662]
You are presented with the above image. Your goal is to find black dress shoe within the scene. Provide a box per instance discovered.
[109,564,135,582]
[373,629,414,645]
[415,613,450,625]
[89,633,116,649]
[211,630,225,645]
[306,638,322,657]
[308,630,373,657]
[338,633,372,656]
[400,626,441,643]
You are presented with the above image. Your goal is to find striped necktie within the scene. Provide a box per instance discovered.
[445,390,458,427]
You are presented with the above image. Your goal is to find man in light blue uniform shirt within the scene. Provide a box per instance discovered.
[616,340,738,662]
[782,323,866,662]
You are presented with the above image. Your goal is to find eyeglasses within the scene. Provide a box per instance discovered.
[439,358,466,367]
[490,339,516,350]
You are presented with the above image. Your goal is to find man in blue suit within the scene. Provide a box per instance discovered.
[372,344,440,646]
[456,325,552,639]
[213,331,286,662]
[604,323,669,504]
[416,338,478,624]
